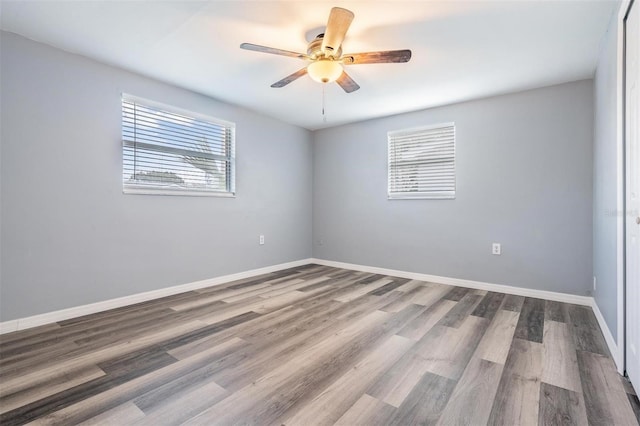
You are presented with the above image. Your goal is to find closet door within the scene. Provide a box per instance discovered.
[625,0,640,389]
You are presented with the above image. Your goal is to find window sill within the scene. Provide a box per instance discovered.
[388,193,455,200]
[123,186,236,198]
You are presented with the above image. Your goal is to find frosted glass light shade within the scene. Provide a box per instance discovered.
[307,60,343,83]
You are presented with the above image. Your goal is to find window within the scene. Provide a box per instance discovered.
[388,123,455,199]
[122,95,235,196]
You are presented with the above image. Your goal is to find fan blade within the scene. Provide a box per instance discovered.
[336,71,360,93]
[342,50,412,64]
[240,43,307,59]
[322,7,354,57]
[271,68,308,88]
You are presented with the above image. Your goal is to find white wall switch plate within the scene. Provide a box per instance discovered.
[259,235,265,245]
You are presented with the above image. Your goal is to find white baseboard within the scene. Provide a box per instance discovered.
[0,258,314,335]
[311,258,592,306]
[0,320,20,335]
[3,255,617,374]
[591,299,624,374]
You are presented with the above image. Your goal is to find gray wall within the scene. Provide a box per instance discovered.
[313,80,594,296]
[593,12,620,342]
[0,30,599,322]
[0,32,313,321]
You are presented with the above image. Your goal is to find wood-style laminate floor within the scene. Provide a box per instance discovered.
[1,264,639,425]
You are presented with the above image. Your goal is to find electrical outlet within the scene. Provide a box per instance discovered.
[259,235,265,245]
[593,276,597,291]
[492,243,501,255]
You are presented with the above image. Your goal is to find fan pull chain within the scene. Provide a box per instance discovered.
[322,85,327,123]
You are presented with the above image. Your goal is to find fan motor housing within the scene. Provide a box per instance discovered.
[307,34,342,59]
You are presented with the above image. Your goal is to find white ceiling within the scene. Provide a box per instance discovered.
[1,0,617,130]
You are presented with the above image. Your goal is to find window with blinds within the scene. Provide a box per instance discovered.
[388,123,455,199]
[122,96,235,196]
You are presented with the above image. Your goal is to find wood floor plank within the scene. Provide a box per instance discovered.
[502,294,525,312]
[471,291,506,320]
[394,279,424,293]
[194,305,424,425]
[77,402,146,425]
[396,298,457,341]
[504,338,544,381]
[409,283,452,307]
[209,298,409,393]
[388,371,457,425]
[538,382,588,426]
[577,350,638,425]
[333,394,396,426]
[172,284,272,310]
[474,309,520,364]
[211,317,377,392]
[442,286,469,301]
[180,310,394,425]
[1,340,84,377]
[514,297,546,343]
[0,365,106,414]
[489,374,540,426]
[280,334,414,426]
[133,379,227,425]
[0,320,205,394]
[568,305,610,356]
[381,283,448,313]
[0,266,636,426]
[545,300,569,323]
[370,278,411,296]
[379,287,422,313]
[366,351,429,408]
[415,315,490,380]
[437,357,504,425]
[1,304,183,363]
[488,338,544,426]
[334,278,394,302]
[542,320,582,393]
[0,323,61,345]
[163,311,278,360]
[135,339,243,412]
[221,279,305,303]
[355,274,387,284]
[55,291,199,328]
[308,278,379,307]
[297,277,333,292]
[71,308,196,348]
[194,300,262,325]
[1,349,178,425]
[24,338,244,425]
[436,292,483,328]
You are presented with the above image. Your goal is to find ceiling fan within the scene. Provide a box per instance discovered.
[240,7,412,93]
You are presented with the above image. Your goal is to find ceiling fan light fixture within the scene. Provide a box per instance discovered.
[307,59,343,83]
[240,7,411,93]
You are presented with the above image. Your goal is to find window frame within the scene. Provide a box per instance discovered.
[387,122,456,200]
[121,94,236,197]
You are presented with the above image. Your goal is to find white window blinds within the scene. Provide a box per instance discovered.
[122,96,235,196]
[388,123,455,199]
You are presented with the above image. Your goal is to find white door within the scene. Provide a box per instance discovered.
[626,0,640,389]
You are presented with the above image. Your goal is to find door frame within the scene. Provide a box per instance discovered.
[619,0,639,377]
[623,0,639,381]
[612,0,632,375]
